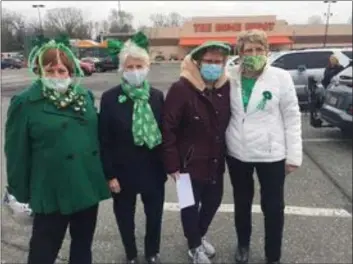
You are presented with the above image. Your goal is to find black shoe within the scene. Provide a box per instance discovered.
[127,257,138,264]
[235,247,249,263]
[146,255,161,264]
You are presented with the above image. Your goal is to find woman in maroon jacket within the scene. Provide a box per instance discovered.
[162,42,231,264]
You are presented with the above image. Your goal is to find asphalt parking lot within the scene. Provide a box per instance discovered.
[1,65,352,264]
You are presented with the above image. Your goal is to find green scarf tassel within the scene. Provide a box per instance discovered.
[119,81,162,149]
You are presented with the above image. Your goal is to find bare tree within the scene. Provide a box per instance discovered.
[43,7,93,39]
[307,15,324,25]
[1,9,26,51]
[108,9,134,33]
[94,21,100,36]
[150,13,169,27]
[26,19,43,35]
[101,20,110,34]
[150,12,185,27]
[137,25,149,33]
[168,12,184,27]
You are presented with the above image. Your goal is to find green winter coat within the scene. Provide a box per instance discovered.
[4,81,111,215]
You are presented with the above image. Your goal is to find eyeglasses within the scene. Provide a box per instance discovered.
[201,59,224,64]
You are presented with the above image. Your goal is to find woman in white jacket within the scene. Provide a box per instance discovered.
[226,30,302,264]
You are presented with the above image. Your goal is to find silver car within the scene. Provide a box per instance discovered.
[319,65,353,136]
[268,48,352,108]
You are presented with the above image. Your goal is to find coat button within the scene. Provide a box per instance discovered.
[215,110,219,115]
[215,136,220,141]
[92,150,98,156]
[66,154,74,160]
[213,158,218,163]
[79,120,88,125]
[61,122,68,129]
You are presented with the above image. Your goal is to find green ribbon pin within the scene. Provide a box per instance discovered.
[257,91,272,110]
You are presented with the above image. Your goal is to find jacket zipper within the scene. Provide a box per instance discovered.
[182,145,195,170]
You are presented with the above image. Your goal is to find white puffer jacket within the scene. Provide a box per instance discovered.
[226,65,303,166]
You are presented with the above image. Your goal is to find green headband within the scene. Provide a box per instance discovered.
[28,34,84,82]
[106,31,149,62]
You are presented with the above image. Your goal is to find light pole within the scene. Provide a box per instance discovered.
[118,0,123,30]
[32,4,45,34]
[323,0,336,47]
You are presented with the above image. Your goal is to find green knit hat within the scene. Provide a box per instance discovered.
[190,41,231,60]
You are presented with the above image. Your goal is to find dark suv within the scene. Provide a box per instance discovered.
[1,58,23,69]
[94,57,119,72]
[309,63,352,136]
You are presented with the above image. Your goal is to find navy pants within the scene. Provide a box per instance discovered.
[27,204,98,264]
[181,177,223,249]
[226,156,286,262]
[113,186,165,260]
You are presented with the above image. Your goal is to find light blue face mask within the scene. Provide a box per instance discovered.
[123,68,149,87]
[41,77,72,93]
[200,63,223,82]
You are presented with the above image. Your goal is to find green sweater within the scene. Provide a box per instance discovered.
[241,76,257,112]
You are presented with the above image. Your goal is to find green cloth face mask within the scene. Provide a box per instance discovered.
[242,55,267,71]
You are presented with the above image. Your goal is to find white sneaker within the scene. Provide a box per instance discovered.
[188,246,212,264]
[201,237,216,258]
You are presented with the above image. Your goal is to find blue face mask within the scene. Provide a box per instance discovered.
[200,63,223,82]
[123,68,149,87]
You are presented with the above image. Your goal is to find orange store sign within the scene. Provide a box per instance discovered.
[193,22,275,33]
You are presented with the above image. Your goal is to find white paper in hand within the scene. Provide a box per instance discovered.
[176,173,195,209]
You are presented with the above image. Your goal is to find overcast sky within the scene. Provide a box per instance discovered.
[3,0,353,27]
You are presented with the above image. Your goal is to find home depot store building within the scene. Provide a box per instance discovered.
[103,15,352,60]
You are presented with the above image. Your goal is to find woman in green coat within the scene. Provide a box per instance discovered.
[4,36,111,264]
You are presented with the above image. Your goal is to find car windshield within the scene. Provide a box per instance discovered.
[267,51,285,64]
[342,51,352,59]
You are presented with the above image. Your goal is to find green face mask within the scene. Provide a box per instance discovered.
[242,55,267,71]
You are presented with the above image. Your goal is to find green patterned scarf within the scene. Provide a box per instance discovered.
[119,80,162,149]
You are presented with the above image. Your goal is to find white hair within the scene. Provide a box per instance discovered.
[118,39,150,71]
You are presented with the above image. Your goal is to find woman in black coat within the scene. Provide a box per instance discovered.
[98,32,166,264]
[321,55,344,88]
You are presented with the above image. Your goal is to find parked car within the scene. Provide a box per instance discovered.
[93,57,119,72]
[225,55,240,68]
[268,48,352,109]
[81,57,101,64]
[154,55,165,61]
[32,60,95,77]
[79,60,95,76]
[309,63,352,136]
[1,58,22,69]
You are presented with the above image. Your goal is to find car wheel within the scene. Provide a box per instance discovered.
[96,66,103,73]
[340,128,352,138]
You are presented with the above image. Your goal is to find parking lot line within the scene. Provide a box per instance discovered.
[163,202,352,217]
[303,138,351,142]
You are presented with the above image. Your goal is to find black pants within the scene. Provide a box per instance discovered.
[181,178,223,249]
[226,156,286,262]
[113,186,165,260]
[27,204,98,264]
